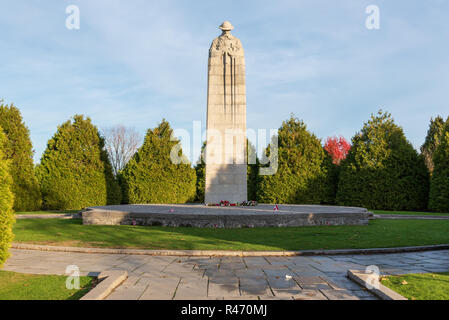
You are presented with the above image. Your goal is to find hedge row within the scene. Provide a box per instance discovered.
[0,109,198,210]
[3,104,449,213]
[253,112,442,212]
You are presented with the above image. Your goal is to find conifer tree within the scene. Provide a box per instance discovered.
[337,111,429,210]
[429,122,449,212]
[257,116,331,204]
[120,120,197,204]
[0,128,15,267]
[37,115,121,210]
[421,116,448,174]
[0,102,41,211]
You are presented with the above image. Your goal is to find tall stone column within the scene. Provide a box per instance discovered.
[205,21,247,204]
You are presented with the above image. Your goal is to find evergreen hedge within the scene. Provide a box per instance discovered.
[120,120,196,204]
[0,128,15,267]
[36,115,121,210]
[0,103,41,211]
[256,116,332,204]
[429,122,449,212]
[336,111,429,211]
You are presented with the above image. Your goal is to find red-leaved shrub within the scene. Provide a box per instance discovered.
[324,136,351,165]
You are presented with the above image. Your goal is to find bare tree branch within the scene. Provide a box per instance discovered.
[102,125,142,176]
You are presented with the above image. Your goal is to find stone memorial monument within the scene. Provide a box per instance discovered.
[205,21,248,204]
[81,21,372,228]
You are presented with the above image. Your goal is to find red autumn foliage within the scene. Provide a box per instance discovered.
[324,136,351,165]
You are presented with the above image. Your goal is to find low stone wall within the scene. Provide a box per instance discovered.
[81,204,371,228]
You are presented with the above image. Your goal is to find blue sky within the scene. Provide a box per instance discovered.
[1,0,448,163]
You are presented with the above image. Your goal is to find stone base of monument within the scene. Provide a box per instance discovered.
[81,204,372,228]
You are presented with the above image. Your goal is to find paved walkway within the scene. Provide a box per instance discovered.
[3,249,449,300]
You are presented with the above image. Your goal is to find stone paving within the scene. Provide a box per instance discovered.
[3,249,449,300]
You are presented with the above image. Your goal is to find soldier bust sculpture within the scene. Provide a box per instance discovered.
[210,21,244,58]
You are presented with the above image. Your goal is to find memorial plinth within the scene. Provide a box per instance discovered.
[82,204,372,228]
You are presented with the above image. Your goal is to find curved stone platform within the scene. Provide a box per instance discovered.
[81,204,372,228]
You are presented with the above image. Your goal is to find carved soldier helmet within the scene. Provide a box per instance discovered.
[219,21,234,31]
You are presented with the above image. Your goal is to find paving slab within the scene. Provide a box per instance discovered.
[293,276,327,285]
[225,296,260,300]
[351,289,377,298]
[138,277,180,300]
[220,262,246,270]
[267,276,301,290]
[234,269,266,278]
[263,269,295,278]
[325,277,366,291]
[118,275,139,288]
[208,278,240,297]
[107,285,147,300]
[273,289,327,300]
[204,269,236,279]
[301,283,333,290]
[320,289,360,300]
[162,263,195,273]
[240,284,273,297]
[194,263,220,271]
[174,278,208,300]
[244,257,270,266]
[265,257,292,265]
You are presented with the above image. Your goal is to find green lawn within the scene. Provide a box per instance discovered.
[373,210,449,216]
[15,210,79,215]
[12,218,449,251]
[381,272,449,300]
[0,270,94,300]
[16,209,449,216]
